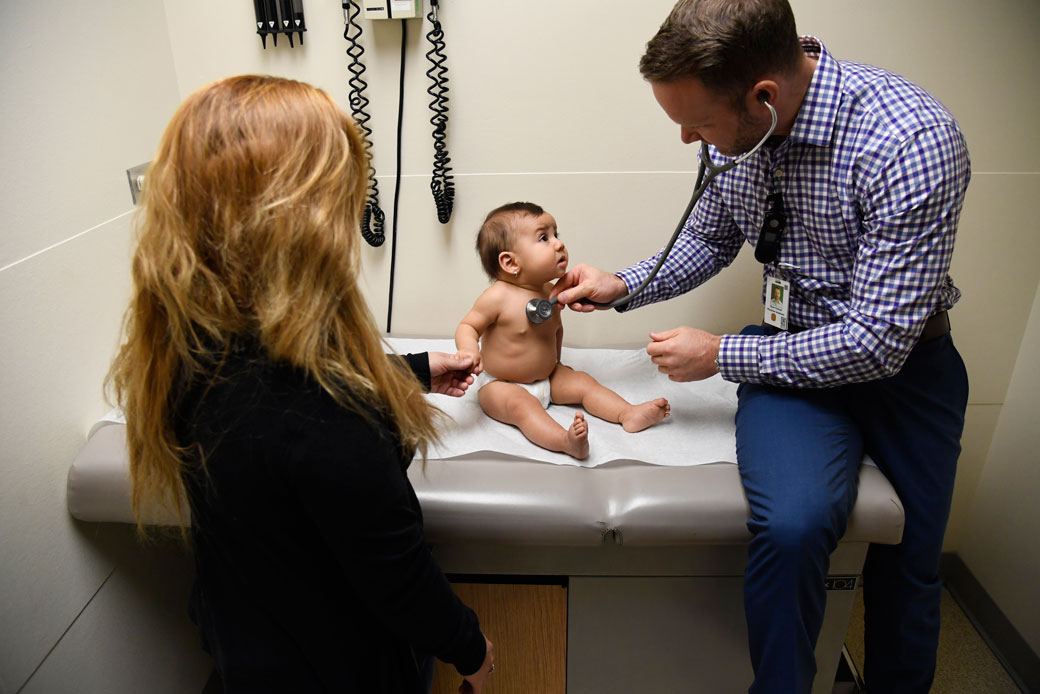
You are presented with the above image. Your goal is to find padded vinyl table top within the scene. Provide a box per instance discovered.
[67,339,904,546]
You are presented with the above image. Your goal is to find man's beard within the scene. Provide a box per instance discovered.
[720,106,771,157]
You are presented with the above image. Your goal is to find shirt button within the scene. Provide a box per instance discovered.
[774,169,785,178]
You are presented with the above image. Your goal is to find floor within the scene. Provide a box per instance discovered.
[201,584,1024,693]
[842,586,1021,693]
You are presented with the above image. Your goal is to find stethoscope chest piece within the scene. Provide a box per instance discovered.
[526,298,554,324]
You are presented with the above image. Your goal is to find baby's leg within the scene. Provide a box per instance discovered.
[478,380,589,459]
[549,364,670,433]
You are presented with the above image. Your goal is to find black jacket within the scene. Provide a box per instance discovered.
[176,343,484,692]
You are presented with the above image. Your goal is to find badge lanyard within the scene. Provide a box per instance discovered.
[757,191,791,330]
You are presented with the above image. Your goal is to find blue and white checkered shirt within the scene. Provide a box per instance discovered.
[618,37,971,387]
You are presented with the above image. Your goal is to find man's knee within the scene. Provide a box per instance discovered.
[751,500,845,558]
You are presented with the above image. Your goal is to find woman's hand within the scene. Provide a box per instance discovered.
[459,635,494,694]
[427,352,477,397]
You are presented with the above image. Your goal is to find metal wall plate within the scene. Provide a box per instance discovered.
[126,162,150,205]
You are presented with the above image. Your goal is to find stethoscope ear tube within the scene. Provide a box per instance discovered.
[526,102,778,325]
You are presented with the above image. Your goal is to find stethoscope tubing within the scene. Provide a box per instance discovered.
[527,101,778,324]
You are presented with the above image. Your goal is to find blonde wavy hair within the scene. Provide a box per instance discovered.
[107,75,440,534]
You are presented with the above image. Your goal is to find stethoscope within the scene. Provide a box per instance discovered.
[526,98,779,324]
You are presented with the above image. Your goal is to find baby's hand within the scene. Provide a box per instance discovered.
[428,352,476,397]
[455,349,483,375]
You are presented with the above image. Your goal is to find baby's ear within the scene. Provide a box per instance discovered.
[498,251,518,277]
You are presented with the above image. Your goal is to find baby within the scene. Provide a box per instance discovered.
[455,202,669,459]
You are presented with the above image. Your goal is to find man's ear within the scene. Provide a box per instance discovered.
[499,251,519,277]
[749,79,778,111]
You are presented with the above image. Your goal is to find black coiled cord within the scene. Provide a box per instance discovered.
[425,0,454,224]
[343,1,385,247]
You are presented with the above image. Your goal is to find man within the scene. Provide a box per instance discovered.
[551,1,970,692]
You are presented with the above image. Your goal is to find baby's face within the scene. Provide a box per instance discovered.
[511,213,568,282]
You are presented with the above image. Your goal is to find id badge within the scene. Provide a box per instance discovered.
[764,276,791,330]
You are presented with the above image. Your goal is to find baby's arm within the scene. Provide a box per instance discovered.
[556,320,564,364]
[455,288,500,375]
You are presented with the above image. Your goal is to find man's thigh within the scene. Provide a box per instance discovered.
[735,379,864,537]
[843,334,968,552]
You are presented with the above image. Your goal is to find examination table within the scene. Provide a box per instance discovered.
[67,338,904,694]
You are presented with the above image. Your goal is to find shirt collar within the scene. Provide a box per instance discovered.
[787,36,841,148]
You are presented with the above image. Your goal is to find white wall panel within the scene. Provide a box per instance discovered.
[950,173,1040,405]
[944,404,1000,550]
[0,0,181,269]
[0,0,182,690]
[18,529,210,694]
[960,282,1040,653]
[790,0,1040,174]
[0,216,134,688]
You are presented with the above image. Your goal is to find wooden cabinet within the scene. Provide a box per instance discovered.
[432,582,567,694]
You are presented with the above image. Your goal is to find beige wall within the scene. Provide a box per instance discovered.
[1,0,1037,690]
[959,281,1040,654]
[0,1,210,692]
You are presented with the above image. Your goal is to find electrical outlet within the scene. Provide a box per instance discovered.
[362,0,422,20]
[126,162,150,205]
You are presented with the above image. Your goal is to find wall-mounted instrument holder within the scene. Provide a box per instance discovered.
[253,0,307,48]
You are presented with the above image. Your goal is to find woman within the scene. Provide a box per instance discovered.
[108,75,493,693]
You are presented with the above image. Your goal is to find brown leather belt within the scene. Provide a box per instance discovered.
[788,310,950,342]
[919,310,951,342]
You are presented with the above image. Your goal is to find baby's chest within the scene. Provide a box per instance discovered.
[490,312,557,344]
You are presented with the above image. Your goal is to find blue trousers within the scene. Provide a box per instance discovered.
[735,325,968,694]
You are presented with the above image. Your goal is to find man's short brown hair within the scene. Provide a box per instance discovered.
[640,0,803,104]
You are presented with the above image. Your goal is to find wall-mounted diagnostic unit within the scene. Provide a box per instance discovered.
[342,0,453,332]
[361,0,421,20]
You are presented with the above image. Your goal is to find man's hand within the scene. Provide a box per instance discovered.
[549,263,629,313]
[428,352,477,397]
[646,327,722,382]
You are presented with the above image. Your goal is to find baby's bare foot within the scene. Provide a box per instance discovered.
[563,412,590,459]
[619,398,670,433]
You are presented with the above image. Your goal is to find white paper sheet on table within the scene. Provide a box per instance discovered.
[387,337,740,469]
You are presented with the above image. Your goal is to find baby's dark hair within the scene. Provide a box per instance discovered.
[476,201,545,280]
